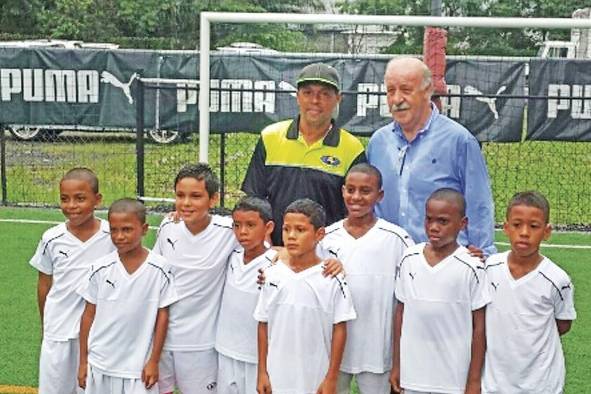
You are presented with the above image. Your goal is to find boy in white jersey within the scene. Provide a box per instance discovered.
[255,198,357,394]
[78,198,178,393]
[215,196,276,394]
[153,163,238,394]
[482,191,576,394]
[29,167,115,394]
[391,188,489,394]
[320,163,413,394]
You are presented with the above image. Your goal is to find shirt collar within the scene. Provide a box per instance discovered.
[392,102,439,141]
[287,116,340,147]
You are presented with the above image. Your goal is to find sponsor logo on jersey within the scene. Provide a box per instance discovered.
[320,155,341,167]
[167,238,178,250]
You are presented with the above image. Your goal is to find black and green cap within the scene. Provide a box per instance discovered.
[296,63,340,92]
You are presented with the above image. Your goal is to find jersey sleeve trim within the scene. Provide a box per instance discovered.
[398,252,420,279]
[147,262,172,283]
[485,261,504,271]
[538,271,565,301]
[41,232,66,255]
[89,261,117,281]
[453,256,480,284]
[376,225,412,247]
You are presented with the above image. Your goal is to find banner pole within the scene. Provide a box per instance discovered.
[135,76,145,199]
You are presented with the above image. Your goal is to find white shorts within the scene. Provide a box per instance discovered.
[337,371,391,394]
[403,390,446,394]
[217,353,258,394]
[85,364,158,394]
[39,338,83,394]
[159,349,218,394]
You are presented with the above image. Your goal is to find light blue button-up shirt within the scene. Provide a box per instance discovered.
[367,105,496,256]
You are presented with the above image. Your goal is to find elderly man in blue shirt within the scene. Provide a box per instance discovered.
[367,57,496,257]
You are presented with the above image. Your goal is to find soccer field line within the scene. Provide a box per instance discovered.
[2,218,590,250]
[0,385,37,394]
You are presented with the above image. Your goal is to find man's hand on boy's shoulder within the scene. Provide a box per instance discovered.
[142,360,159,389]
[467,244,485,263]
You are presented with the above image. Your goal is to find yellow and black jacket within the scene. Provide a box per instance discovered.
[242,117,366,245]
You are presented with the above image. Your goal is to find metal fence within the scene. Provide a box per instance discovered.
[2,80,591,228]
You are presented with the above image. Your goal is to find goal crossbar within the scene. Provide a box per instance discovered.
[199,12,591,162]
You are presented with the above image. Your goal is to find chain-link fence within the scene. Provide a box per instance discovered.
[1,46,590,228]
[3,123,590,229]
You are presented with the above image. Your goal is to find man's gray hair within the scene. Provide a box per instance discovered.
[384,57,433,91]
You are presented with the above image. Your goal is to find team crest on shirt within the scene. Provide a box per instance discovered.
[320,155,341,167]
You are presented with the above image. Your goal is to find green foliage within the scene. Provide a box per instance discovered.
[2,0,591,53]
[339,0,591,55]
[0,0,42,35]
[37,0,120,41]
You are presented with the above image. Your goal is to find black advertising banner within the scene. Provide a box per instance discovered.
[527,59,591,141]
[0,47,530,141]
[443,59,526,142]
[0,47,199,131]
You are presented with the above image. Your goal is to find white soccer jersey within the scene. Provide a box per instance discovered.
[482,252,576,394]
[78,251,178,379]
[29,219,114,341]
[395,243,490,394]
[320,218,413,374]
[254,261,357,394]
[152,215,238,351]
[215,248,276,364]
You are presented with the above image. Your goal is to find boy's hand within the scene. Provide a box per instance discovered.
[257,372,272,393]
[142,360,159,389]
[167,211,181,223]
[389,367,401,393]
[316,377,337,394]
[322,258,345,277]
[257,267,267,286]
[77,361,87,389]
[467,245,485,263]
[465,380,481,394]
[257,247,285,286]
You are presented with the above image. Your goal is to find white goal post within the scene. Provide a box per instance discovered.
[198,11,591,162]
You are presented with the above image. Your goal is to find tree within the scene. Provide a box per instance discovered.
[338,0,590,55]
[0,0,43,35]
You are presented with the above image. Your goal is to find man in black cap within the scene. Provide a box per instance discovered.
[242,63,366,245]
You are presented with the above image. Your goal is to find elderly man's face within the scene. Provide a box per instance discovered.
[296,83,341,129]
[385,67,432,135]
